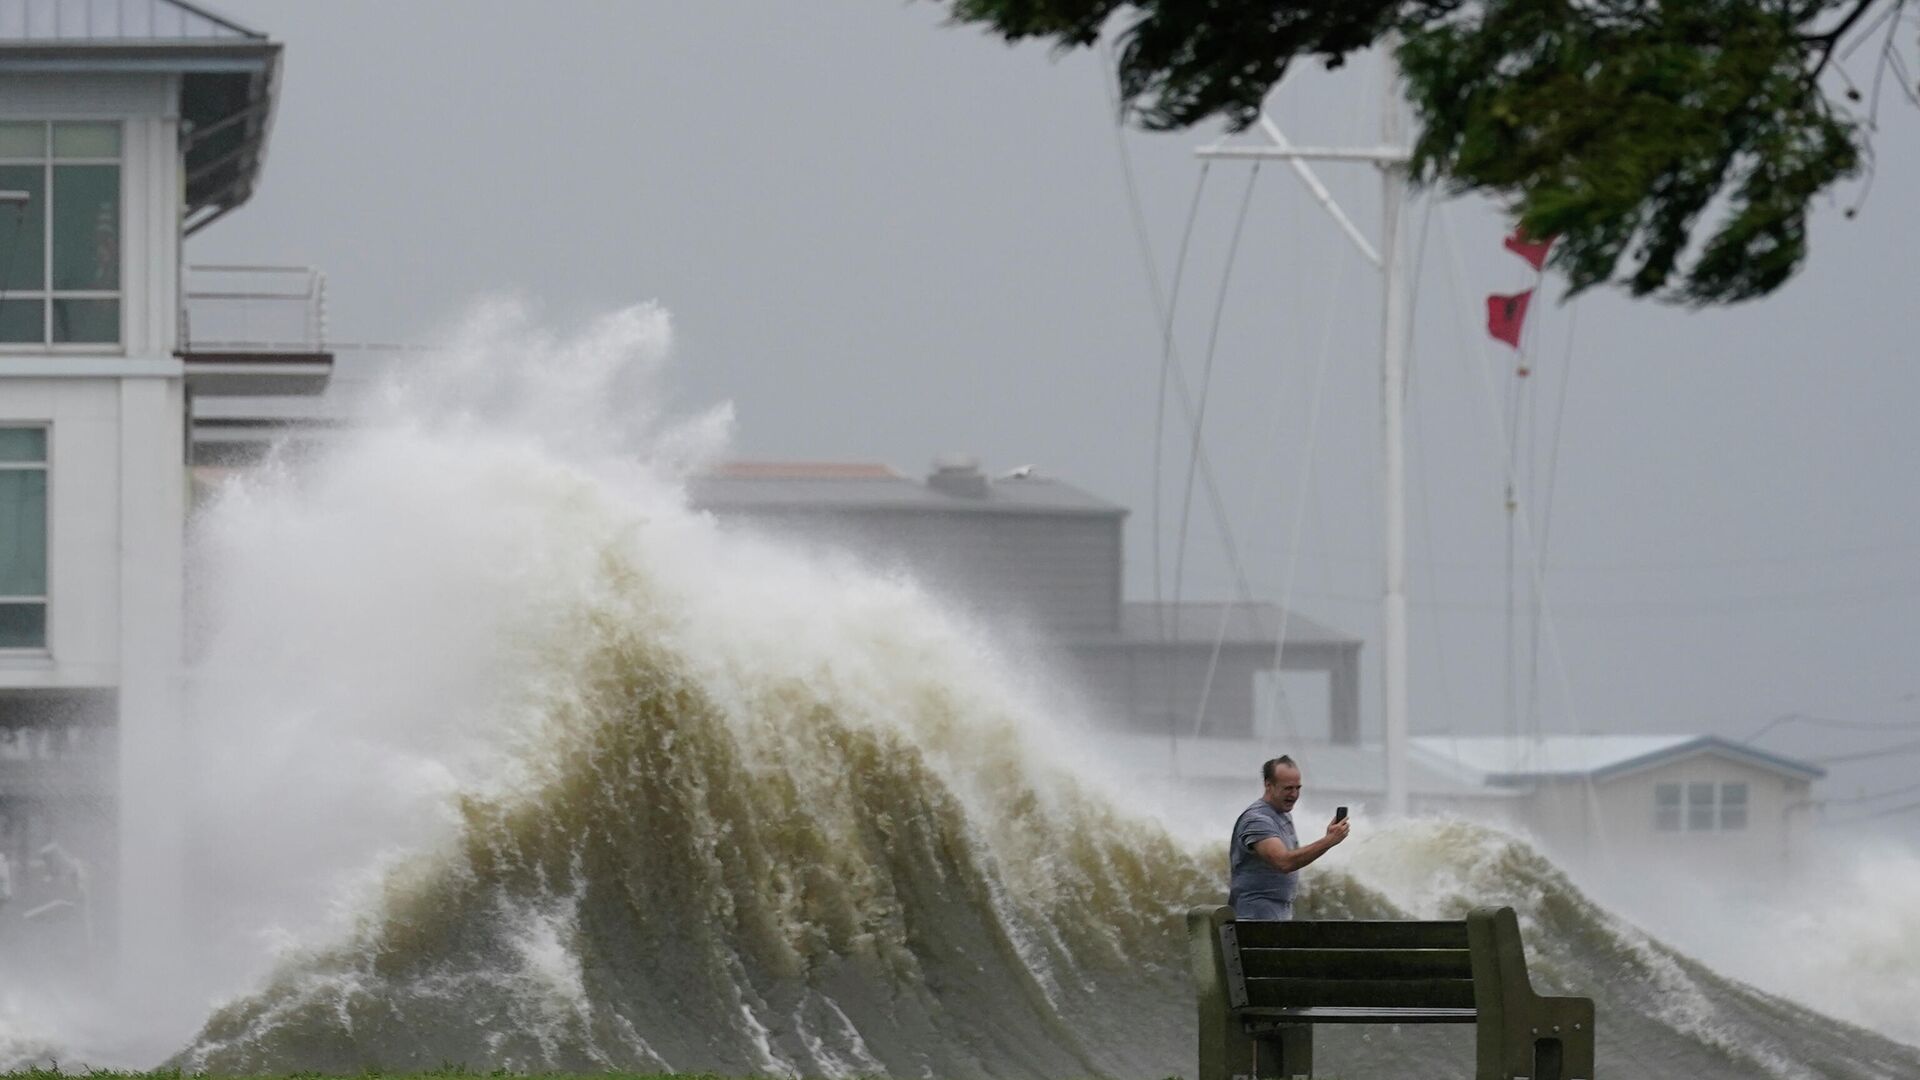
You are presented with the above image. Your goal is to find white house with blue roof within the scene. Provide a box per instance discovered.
[1411,734,1825,870]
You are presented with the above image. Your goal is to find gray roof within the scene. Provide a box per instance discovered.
[0,0,260,41]
[1098,735,1521,800]
[688,464,1127,517]
[1116,601,1354,647]
[1411,734,1826,785]
[0,0,280,231]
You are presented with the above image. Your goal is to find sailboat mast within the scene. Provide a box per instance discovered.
[1193,50,1414,815]
[1379,55,1412,818]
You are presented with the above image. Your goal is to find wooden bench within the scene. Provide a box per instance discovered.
[1188,904,1594,1080]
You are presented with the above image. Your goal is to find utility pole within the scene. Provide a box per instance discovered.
[1196,58,1414,815]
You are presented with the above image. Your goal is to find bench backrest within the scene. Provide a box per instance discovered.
[1221,917,1476,1010]
[1189,905,1597,1080]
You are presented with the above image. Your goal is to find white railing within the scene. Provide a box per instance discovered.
[180,264,328,353]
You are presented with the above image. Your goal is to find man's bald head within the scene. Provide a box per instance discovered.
[1262,755,1302,811]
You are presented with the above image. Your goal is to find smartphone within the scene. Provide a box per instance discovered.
[1334,806,1348,823]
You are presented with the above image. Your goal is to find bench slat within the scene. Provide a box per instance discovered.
[1243,976,1478,1009]
[1238,946,1472,981]
[1240,1005,1478,1025]
[1229,919,1470,950]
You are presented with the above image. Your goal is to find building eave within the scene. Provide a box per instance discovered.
[0,39,282,225]
[0,40,277,70]
[1478,736,1827,786]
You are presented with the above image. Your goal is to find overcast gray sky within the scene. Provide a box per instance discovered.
[194,1,1920,817]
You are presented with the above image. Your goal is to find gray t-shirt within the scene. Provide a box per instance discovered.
[1229,799,1299,906]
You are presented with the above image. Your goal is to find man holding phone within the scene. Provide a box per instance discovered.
[1228,755,1352,920]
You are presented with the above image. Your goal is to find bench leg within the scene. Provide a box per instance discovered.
[1477,997,1594,1080]
[1196,984,1254,1080]
[1252,1023,1313,1079]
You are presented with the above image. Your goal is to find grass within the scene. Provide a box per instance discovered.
[5,1073,805,1080]
[0,1073,1197,1080]
[3,1070,1206,1080]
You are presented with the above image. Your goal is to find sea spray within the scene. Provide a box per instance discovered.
[22,299,1902,1079]
[1345,820,1920,1079]
[1595,842,1920,1050]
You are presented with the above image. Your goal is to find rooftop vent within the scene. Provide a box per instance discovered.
[927,454,989,498]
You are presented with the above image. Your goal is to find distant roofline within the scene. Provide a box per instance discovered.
[690,459,1127,517]
[1584,735,1826,783]
[0,0,265,45]
[707,461,901,480]
[169,0,263,39]
[1412,733,1825,785]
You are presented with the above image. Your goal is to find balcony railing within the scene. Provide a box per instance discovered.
[180,263,328,354]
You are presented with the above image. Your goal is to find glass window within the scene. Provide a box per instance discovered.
[0,165,46,292]
[52,298,118,343]
[0,121,119,348]
[51,164,118,291]
[0,603,45,649]
[0,426,48,650]
[1655,783,1682,832]
[0,299,43,344]
[51,123,120,159]
[1720,783,1748,830]
[0,123,43,159]
[1686,782,1716,831]
[0,428,45,462]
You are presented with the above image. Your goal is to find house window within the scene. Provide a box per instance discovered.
[1720,782,1748,830]
[0,427,48,648]
[0,121,121,347]
[1654,783,1682,831]
[1686,782,1717,831]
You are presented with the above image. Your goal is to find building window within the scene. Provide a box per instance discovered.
[1655,783,1682,831]
[0,427,48,648]
[1720,782,1749,830]
[1659,779,1751,832]
[0,121,121,347]
[1686,781,1717,831]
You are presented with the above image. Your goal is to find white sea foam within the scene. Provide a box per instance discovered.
[4,298,1913,1074]
[1603,840,1920,1050]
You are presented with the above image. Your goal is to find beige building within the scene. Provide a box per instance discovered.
[1096,733,1823,873]
[1411,735,1824,873]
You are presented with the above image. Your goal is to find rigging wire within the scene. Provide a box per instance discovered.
[1170,163,1263,633]
[1827,798,1920,825]
[1435,204,1585,737]
[1433,203,1619,869]
[1096,48,1268,749]
[1743,710,1919,742]
[1820,778,1920,805]
[1178,164,1262,738]
[1527,295,1581,748]
[1235,170,1359,742]
[1812,737,1920,764]
[1150,164,1215,641]
[1401,192,1473,769]
[1096,50,1262,619]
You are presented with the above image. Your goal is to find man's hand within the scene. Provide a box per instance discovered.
[1325,816,1352,846]
[1254,814,1353,873]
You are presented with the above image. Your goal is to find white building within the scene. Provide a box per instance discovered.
[0,0,324,973]
[1410,734,1825,873]
[1101,732,1823,873]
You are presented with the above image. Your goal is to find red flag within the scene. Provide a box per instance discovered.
[1503,229,1553,271]
[1487,289,1532,348]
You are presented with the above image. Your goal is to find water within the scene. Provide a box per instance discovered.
[3,302,1917,1077]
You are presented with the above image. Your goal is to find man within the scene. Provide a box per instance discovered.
[1229,755,1350,919]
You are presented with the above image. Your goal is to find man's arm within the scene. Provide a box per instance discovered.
[1252,818,1351,873]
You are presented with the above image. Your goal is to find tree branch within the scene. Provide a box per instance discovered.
[1807,0,1887,79]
